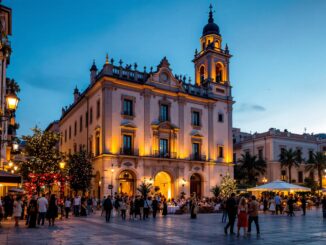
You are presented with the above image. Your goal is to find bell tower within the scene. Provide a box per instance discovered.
[193,4,231,86]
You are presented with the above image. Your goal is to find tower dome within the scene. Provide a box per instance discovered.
[202,4,220,36]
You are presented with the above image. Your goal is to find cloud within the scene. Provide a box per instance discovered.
[236,103,266,113]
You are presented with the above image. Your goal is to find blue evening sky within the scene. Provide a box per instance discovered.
[3,0,326,136]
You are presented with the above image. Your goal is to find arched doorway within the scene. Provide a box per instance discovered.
[190,173,202,197]
[118,170,136,196]
[154,171,172,200]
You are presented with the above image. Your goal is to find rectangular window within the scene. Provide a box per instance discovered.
[192,143,200,159]
[69,126,71,139]
[297,149,302,160]
[123,99,133,116]
[280,147,286,160]
[96,99,100,119]
[74,121,77,136]
[123,135,132,155]
[85,111,88,128]
[89,139,92,154]
[159,104,169,122]
[308,150,314,162]
[218,113,224,123]
[65,130,67,142]
[258,148,263,160]
[95,134,100,156]
[79,144,83,152]
[73,144,77,153]
[218,146,224,158]
[159,139,169,156]
[80,115,83,132]
[298,171,303,183]
[192,111,200,126]
[90,107,93,124]
[60,133,63,145]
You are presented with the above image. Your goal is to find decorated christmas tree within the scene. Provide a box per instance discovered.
[219,173,237,198]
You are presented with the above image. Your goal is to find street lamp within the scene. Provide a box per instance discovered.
[5,93,19,111]
[59,161,66,199]
[12,142,19,151]
[59,161,66,170]
[8,160,13,168]
[13,165,18,171]
[262,177,268,184]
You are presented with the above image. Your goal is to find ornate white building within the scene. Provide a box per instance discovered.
[233,128,326,186]
[59,6,234,199]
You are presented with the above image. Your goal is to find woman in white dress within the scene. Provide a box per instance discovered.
[13,196,22,227]
[269,197,276,215]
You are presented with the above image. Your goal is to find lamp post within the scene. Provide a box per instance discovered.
[59,160,66,199]
[0,92,19,169]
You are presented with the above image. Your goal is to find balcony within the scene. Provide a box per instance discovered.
[190,154,206,161]
[153,150,177,159]
[120,148,139,156]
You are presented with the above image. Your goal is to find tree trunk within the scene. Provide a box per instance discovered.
[288,166,292,183]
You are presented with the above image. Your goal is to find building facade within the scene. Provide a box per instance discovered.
[59,6,234,199]
[233,128,326,186]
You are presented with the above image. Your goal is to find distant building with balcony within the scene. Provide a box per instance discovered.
[58,6,234,199]
[233,128,326,186]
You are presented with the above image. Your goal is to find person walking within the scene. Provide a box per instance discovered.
[221,199,228,223]
[237,197,248,237]
[274,194,282,215]
[287,194,295,217]
[120,197,127,220]
[37,194,48,225]
[65,197,71,218]
[162,198,168,217]
[301,195,307,216]
[143,196,151,219]
[190,193,198,219]
[73,195,81,217]
[103,196,113,222]
[47,194,58,226]
[28,195,38,228]
[13,196,22,227]
[247,195,260,236]
[224,193,237,235]
[152,197,159,219]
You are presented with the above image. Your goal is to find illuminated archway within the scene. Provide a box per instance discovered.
[154,171,173,200]
[190,173,202,197]
[215,63,224,83]
[118,170,136,196]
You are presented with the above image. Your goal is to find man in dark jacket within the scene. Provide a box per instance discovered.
[224,193,237,235]
[152,197,159,218]
[103,196,113,222]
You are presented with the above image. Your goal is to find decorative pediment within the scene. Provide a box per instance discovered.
[190,129,203,138]
[151,120,179,131]
[120,119,137,129]
[145,57,183,89]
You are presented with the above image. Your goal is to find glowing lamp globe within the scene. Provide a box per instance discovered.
[5,93,19,111]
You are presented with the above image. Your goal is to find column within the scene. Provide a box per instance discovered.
[143,89,151,155]
[208,103,214,161]
[102,83,113,154]
[178,97,185,158]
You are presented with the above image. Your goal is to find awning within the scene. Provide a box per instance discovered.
[247,180,311,192]
[0,170,22,184]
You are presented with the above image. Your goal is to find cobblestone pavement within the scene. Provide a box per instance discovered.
[0,209,326,245]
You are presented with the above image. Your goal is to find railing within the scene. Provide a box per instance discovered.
[120,148,139,156]
[152,150,177,159]
[190,154,206,161]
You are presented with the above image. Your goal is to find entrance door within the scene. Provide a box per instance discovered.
[190,173,202,197]
[154,171,172,200]
[118,170,135,196]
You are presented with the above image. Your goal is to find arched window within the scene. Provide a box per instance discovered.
[215,63,223,83]
[200,66,205,83]
[202,42,206,50]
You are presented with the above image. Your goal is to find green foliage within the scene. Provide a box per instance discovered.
[210,185,220,197]
[305,152,326,189]
[137,182,152,197]
[279,148,301,183]
[303,178,319,192]
[6,78,20,94]
[220,173,237,198]
[67,150,93,192]
[236,152,267,186]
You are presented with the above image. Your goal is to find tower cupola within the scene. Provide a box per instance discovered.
[202,4,220,37]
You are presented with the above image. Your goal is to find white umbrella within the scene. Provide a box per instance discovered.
[247,180,311,192]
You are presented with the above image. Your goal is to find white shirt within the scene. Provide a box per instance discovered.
[65,200,71,208]
[74,196,81,206]
[37,197,48,213]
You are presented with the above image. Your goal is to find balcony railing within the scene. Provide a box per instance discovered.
[190,154,206,161]
[152,150,177,159]
[120,148,139,156]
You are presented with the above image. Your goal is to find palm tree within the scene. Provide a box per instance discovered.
[279,148,301,183]
[305,152,326,189]
[210,185,220,197]
[237,152,267,186]
[137,182,152,198]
